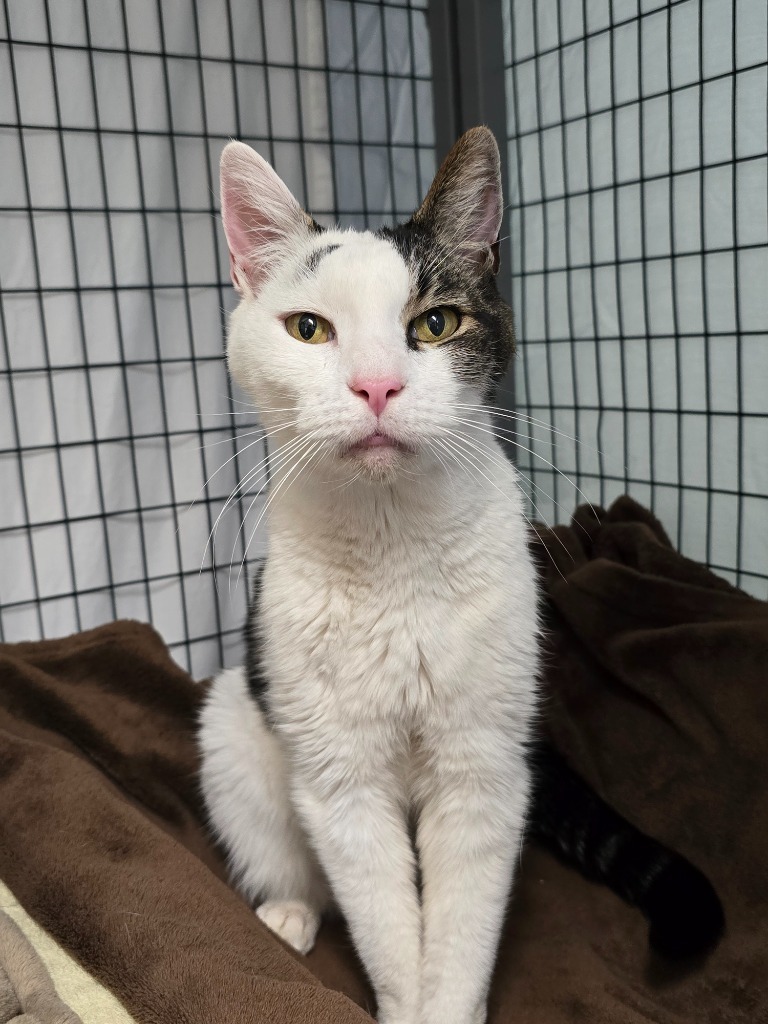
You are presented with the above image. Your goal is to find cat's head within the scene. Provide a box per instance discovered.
[220,127,514,484]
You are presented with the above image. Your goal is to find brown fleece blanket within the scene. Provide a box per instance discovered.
[0,496,765,1023]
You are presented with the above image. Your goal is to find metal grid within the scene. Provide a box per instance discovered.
[504,0,768,597]
[0,0,435,675]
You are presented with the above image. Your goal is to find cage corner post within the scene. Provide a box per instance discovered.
[427,0,516,421]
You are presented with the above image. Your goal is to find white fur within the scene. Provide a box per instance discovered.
[198,141,540,1024]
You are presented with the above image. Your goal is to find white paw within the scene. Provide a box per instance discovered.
[256,899,320,954]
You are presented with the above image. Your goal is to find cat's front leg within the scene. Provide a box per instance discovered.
[290,731,422,1024]
[415,719,530,1024]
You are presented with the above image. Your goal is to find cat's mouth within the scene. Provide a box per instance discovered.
[344,431,414,456]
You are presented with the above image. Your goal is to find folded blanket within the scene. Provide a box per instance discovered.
[0,897,82,1024]
[0,623,369,1024]
[0,880,135,1024]
[500,497,768,1023]
[0,496,765,1023]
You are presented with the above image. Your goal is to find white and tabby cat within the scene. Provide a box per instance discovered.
[198,127,539,1024]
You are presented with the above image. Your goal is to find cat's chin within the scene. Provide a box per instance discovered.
[340,437,415,482]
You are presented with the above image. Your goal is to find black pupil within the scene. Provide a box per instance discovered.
[426,309,445,336]
[298,314,317,340]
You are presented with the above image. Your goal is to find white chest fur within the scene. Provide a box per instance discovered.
[259,451,539,748]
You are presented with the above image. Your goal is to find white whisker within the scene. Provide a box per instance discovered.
[437,426,576,568]
[234,437,325,591]
[190,418,301,533]
[201,429,313,574]
[196,428,267,451]
[227,430,324,574]
[448,419,593,539]
[451,416,601,523]
[433,431,563,574]
[453,403,609,460]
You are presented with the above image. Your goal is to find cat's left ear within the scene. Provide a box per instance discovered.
[220,141,315,296]
[413,126,503,274]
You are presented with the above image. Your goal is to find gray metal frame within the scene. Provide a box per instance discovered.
[427,0,515,413]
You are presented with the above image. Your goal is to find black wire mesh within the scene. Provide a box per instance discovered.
[504,0,768,597]
[0,0,435,674]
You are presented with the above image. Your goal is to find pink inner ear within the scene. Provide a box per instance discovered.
[219,142,308,295]
[470,184,503,251]
[222,188,256,265]
[221,181,269,292]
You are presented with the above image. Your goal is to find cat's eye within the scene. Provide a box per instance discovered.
[410,306,460,344]
[285,312,331,344]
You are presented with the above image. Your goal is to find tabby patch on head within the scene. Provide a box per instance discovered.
[219,127,515,482]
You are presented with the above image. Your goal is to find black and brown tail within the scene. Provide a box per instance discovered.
[528,742,725,959]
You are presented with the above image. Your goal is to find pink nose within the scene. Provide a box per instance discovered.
[348,377,404,417]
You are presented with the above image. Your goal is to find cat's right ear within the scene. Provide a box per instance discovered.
[220,141,314,296]
[413,126,503,274]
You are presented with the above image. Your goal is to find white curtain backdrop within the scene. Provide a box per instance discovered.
[4,0,765,681]
[504,0,768,597]
[0,0,434,674]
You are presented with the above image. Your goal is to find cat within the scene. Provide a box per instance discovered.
[199,127,536,1024]
[197,128,723,1024]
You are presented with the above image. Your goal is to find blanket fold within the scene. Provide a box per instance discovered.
[0,907,82,1024]
[0,878,135,1024]
[0,623,369,1024]
[0,496,765,1023]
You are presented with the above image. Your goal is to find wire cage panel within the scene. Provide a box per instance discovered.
[503,0,768,597]
[0,0,435,674]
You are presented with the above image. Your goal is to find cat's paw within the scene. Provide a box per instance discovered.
[256,899,320,954]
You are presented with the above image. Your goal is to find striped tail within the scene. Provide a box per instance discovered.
[528,742,725,959]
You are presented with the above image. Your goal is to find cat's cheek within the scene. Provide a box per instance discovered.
[406,345,464,416]
[224,301,302,404]
[226,339,258,399]
[442,328,512,400]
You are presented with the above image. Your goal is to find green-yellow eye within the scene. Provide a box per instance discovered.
[285,312,331,344]
[411,306,460,344]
